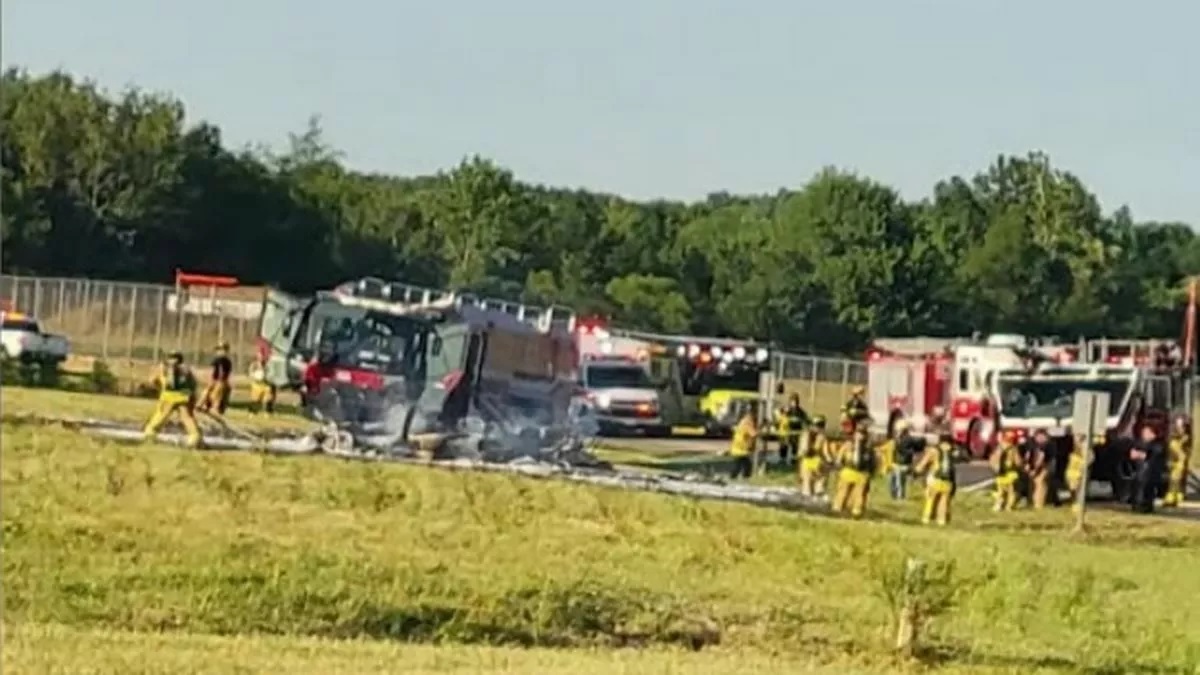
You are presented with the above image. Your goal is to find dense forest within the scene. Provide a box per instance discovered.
[2,68,1197,353]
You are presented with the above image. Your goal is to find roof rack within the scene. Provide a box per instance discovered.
[329,277,577,333]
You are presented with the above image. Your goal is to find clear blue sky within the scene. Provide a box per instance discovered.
[5,0,1198,224]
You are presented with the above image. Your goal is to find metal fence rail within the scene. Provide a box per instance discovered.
[0,274,868,400]
[0,274,262,370]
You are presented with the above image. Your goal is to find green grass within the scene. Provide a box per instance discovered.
[4,397,1200,674]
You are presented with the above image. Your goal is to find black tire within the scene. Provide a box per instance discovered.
[645,425,672,438]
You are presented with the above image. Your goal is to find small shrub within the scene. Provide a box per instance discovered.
[88,360,119,394]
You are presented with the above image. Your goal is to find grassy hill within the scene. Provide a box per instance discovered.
[3,395,1199,673]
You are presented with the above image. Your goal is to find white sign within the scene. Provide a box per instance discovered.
[166,293,262,321]
[1071,390,1111,437]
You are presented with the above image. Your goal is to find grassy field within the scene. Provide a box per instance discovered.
[4,389,1200,674]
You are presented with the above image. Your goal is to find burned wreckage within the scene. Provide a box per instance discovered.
[256,277,600,462]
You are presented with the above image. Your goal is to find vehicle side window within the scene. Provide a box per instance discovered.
[426,329,467,382]
[958,369,970,392]
[2,319,39,332]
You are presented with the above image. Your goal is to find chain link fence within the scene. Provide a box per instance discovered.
[1,273,869,403]
[0,274,262,372]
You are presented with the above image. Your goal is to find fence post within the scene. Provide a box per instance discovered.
[127,285,139,362]
[55,278,66,325]
[841,360,850,401]
[102,283,114,359]
[153,286,165,363]
[32,277,42,318]
[809,356,818,404]
[237,317,246,371]
[175,286,185,352]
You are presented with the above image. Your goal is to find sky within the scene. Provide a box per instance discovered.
[4,0,1198,224]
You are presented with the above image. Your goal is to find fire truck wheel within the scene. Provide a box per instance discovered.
[966,419,988,459]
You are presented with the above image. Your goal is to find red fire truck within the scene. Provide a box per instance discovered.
[865,335,1079,456]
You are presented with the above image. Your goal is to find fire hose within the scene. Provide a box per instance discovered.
[11,413,834,516]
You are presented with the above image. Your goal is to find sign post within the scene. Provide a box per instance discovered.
[1071,390,1111,533]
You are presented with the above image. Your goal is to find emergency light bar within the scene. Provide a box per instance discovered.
[676,343,769,364]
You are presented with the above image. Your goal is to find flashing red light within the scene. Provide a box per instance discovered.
[698,352,713,364]
[636,349,649,361]
[1106,355,1123,364]
[867,349,883,361]
[1057,351,1075,363]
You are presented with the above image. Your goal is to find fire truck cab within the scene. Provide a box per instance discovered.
[256,277,579,445]
[867,334,1065,455]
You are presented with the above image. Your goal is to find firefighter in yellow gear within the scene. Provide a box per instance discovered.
[144,351,202,448]
[775,393,809,465]
[915,434,960,526]
[1165,416,1191,507]
[798,415,830,497]
[840,386,869,428]
[1064,437,1090,513]
[248,353,277,415]
[199,342,233,416]
[729,410,758,480]
[990,431,1024,512]
[832,422,875,518]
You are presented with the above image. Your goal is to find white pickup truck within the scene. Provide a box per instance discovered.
[0,312,70,364]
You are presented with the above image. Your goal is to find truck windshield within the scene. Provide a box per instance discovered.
[319,312,430,376]
[586,365,652,389]
[681,361,762,395]
[996,378,1130,419]
[2,318,40,332]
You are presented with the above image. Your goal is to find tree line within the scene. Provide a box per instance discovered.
[2,68,1197,354]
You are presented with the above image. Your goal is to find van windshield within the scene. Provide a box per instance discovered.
[2,318,40,332]
[996,377,1130,419]
[586,365,652,389]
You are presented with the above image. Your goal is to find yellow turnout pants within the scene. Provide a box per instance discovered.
[923,478,954,525]
[993,471,1020,511]
[1029,470,1050,509]
[249,381,276,414]
[799,456,826,497]
[1165,465,1188,507]
[200,380,231,415]
[833,468,869,517]
[144,392,202,448]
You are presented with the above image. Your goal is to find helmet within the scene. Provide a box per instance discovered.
[167,351,184,362]
[1000,429,1018,444]
[216,341,230,351]
[852,386,866,396]
[1173,415,1191,432]
[812,415,827,427]
[939,432,954,445]
[894,419,910,433]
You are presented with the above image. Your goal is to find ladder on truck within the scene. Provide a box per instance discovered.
[328,277,577,334]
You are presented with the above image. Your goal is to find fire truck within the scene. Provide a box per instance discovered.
[866,334,1081,456]
[256,277,580,446]
[992,338,1193,499]
[573,317,772,437]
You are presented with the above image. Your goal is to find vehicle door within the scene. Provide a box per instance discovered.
[256,289,310,387]
[649,355,687,425]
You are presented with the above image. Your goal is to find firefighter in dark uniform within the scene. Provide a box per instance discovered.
[841,386,870,428]
[1130,424,1167,514]
[775,393,809,465]
[199,341,234,416]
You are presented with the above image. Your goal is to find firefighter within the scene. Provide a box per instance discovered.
[775,392,809,465]
[1165,416,1191,507]
[880,419,919,500]
[199,341,233,416]
[1065,436,1089,513]
[990,430,1024,512]
[728,409,758,480]
[798,415,830,498]
[1024,429,1055,509]
[915,433,960,526]
[841,386,869,428]
[144,351,202,448]
[832,421,875,518]
[1130,424,1166,514]
[248,352,276,416]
